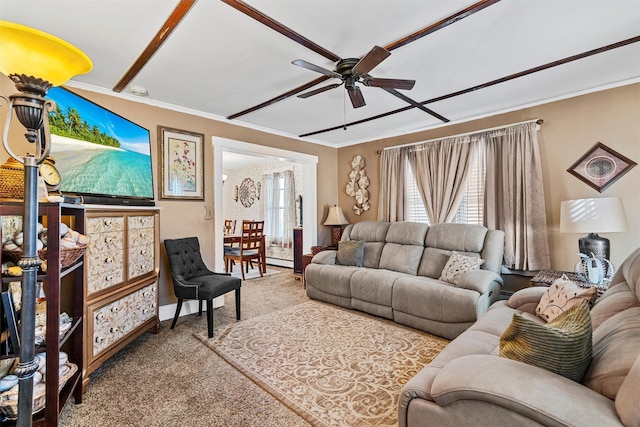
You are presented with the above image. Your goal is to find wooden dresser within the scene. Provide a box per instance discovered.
[82,206,160,386]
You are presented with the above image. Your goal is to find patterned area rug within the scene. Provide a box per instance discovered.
[228,264,281,280]
[195,301,448,427]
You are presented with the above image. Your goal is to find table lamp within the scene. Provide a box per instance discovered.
[324,205,349,246]
[0,20,92,426]
[560,197,627,260]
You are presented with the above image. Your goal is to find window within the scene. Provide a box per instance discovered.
[404,143,485,225]
[263,170,296,248]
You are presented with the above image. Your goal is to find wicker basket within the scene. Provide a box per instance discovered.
[2,245,86,269]
[0,158,25,200]
[0,362,78,420]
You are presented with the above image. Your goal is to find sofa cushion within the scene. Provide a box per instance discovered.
[379,243,424,275]
[425,223,488,253]
[347,221,390,242]
[439,252,484,285]
[385,222,429,245]
[336,240,365,267]
[499,300,592,382]
[590,281,640,330]
[535,276,598,322]
[582,306,640,400]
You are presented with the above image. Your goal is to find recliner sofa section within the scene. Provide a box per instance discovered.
[305,221,505,339]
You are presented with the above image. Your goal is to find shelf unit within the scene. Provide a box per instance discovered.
[1,201,85,426]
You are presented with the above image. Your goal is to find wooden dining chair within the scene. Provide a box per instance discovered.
[224,220,264,280]
[224,219,236,235]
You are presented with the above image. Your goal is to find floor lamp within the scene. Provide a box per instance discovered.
[0,21,92,426]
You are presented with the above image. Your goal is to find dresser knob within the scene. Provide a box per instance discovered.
[96,313,104,321]
[110,306,118,313]
[105,257,113,264]
[104,219,112,226]
[140,249,147,255]
[105,237,112,243]
[105,275,113,281]
[95,336,104,343]
[110,327,118,333]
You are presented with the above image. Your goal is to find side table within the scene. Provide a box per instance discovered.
[301,253,314,289]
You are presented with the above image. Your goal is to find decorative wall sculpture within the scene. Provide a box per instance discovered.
[239,177,257,207]
[346,155,370,215]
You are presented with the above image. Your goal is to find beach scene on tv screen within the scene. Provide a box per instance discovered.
[46,87,154,199]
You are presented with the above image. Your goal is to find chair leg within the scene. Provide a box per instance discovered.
[198,300,203,316]
[235,288,241,320]
[206,299,214,338]
[241,261,246,280]
[171,299,183,329]
[258,257,263,277]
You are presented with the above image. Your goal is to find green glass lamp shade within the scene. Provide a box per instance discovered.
[0,20,92,86]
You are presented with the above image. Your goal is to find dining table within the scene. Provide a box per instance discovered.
[223,233,267,272]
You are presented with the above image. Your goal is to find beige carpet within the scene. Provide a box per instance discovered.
[196,301,448,427]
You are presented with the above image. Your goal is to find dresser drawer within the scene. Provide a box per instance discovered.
[87,216,125,234]
[86,229,125,295]
[89,281,157,359]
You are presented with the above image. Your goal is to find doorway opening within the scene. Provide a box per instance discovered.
[212,137,318,272]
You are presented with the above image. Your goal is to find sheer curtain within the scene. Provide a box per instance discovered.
[482,122,550,270]
[408,136,478,223]
[263,170,296,249]
[377,147,409,221]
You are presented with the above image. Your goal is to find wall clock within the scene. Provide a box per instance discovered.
[239,177,256,207]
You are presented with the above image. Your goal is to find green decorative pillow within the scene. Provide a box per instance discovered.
[335,240,365,267]
[438,251,484,285]
[500,300,592,382]
[535,275,598,322]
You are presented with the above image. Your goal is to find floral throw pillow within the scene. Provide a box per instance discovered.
[439,252,484,285]
[535,275,598,322]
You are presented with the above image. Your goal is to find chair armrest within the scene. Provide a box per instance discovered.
[429,355,621,427]
[456,270,503,294]
[507,287,547,314]
[312,250,337,265]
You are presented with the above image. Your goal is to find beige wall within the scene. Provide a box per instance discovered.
[3,74,638,305]
[338,83,640,271]
[0,76,338,306]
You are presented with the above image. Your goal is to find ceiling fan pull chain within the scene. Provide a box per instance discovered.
[343,89,347,131]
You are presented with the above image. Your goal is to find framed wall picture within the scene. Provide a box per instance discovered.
[567,142,637,193]
[159,126,205,200]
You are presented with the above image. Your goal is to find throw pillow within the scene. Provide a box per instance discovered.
[438,252,484,285]
[535,275,598,322]
[335,240,365,267]
[500,300,592,382]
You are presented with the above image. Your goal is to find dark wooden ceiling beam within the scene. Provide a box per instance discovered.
[222,0,341,62]
[299,35,640,138]
[385,0,501,51]
[227,75,332,120]
[113,0,196,93]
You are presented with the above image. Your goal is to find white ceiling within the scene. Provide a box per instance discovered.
[2,0,639,148]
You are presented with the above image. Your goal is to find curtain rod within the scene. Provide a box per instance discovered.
[377,118,543,154]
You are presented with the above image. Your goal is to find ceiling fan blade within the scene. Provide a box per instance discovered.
[348,86,366,108]
[297,83,342,98]
[292,60,342,79]
[222,0,341,62]
[363,77,415,90]
[352,46,391,76]
[382,88,449,122]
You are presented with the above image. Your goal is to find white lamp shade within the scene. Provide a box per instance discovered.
[560,197,627,233]
[324,205,349,226]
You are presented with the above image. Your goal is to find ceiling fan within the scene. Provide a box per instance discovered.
[293,45,415,108]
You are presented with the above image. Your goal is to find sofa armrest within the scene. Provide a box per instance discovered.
[456,270,503,294]
[311,250,337,265]
[507,287,547,314]
[429,355,621,427]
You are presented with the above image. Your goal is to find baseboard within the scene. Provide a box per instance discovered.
[158,296,224,322]
[266,258,293,268]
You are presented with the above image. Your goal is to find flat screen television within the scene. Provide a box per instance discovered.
[45,86,155,206]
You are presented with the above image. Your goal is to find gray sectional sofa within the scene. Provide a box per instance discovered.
[305,221,505,340]
[399,246,640,427]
